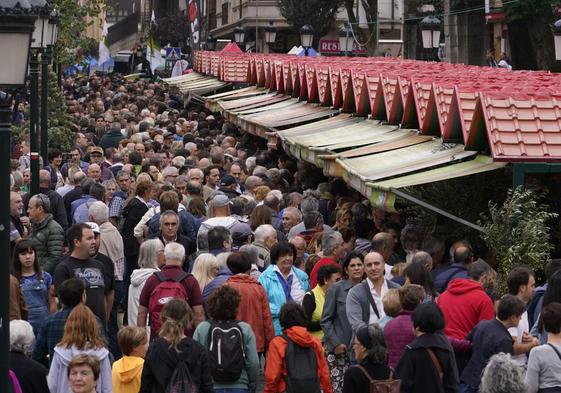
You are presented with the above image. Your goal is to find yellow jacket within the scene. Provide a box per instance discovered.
[112,355,144,393]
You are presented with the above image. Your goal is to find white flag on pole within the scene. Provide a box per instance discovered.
[98,20,111,66]
[146,11,165,72]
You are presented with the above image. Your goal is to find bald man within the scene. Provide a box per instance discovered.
[22,169,68,230]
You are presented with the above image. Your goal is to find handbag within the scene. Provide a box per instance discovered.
[426,348,444,381]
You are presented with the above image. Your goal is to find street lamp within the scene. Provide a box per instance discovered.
[234,26,245,48]
[265,20,277,51]
[0,0,38,390]
[300,24,314,56]
[339,23,354,56]
[207,34,216,51]
[420,15,441,50]
[553,19,561,61]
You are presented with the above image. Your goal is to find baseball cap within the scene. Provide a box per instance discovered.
[219,175,236,187]
[90,146,103,155]
[212,194,232,208]
[85,222,100,234]
[163,131,175,139]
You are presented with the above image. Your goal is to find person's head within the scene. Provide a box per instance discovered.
[207,226,232,251]
[59,304,105,350]
[398,284,425,311]
[342,250,365,281]
[363,252,385,283]
[12,239,41,279]
[404,260,436,296]
[116,170,132,192]
[412,302,445,334]
[322,231,344,260]
[138,238,165,269]
[135,180,156,200]
[229,163,243,183]
[10,190,23,216]
[497,294,525,327]
[282,206,302,233]
[317,264,342,290]
[411,251,433,271]
[210,194,231,216]
[10,320,34,354]
[468,259,496,293]
[400,224,423,252]
[422,236,445,267]
[88,201,109,225]
[289,236,307,260]
[66,223,96,259]
[254,224,277,250]
[68,354,100,393]
[27,193,50,223]
[187,167,204,183]
[159,298,194,350]
[207,285,241,321]
[354,218,376,240]
[204,165,220,187]
[158,190,180,212]
[353,324,387,363]
[382,288,402,317]
[270,241,296,273]
[335,208,352,230]
[191,253,220,289]
[541,302,561,334]
[117,326,148,358]
[279,302,307,330]
[87,163,101,182]
[371,232,394,261]
[159,210,180,240]
[89,147,104,165]
[303,210,323,231]
[480,352,526,393]
[226,252,252,275]
[507,266,536,302]
[58,278,86,308]
[163,242,185,266]
[454,245,474,265]
[249,205,273,230]
[39,169,51,187]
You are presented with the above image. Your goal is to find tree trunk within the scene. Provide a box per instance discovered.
[345,0,378,55]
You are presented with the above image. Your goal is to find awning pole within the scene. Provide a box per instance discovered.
[391,188,484,233]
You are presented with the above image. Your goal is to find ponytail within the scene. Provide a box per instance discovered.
[158,299,194,351]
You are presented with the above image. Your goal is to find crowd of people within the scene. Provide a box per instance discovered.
[6,72,561,393]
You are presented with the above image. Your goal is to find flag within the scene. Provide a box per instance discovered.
[98,20,111,66]
[146,11,165,73]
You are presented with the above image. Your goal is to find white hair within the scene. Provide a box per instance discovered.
[10,320,34,353]
[191,253,220,291]
[254,224,276,242]
[245,157,256,173]
[138,238,164,269]
[162,166,179,178]
[164,242,185,263]
[267,189,283,202]
[185,142,197,153]
[216,252,231,268]
[480,353,527,393]
[88,201,109,224]
[188,168,203,178]
[172,156,186,167]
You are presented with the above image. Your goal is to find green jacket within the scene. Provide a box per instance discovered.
[31,214,65,273]
[193,320,259,392]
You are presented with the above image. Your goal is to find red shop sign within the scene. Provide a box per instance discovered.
[319,39,366,54]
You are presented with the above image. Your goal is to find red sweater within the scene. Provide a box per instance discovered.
[437,278,495,340]
[309,257,338,288]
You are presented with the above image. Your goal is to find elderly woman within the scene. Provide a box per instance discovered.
[191,253,220,292]
[68,354,101,393]
[128,238,165,327]
[342,324,394,393]
[9,320,50,393]
[321,251,365,393]
[259,241,310,335]
[481,353,526,393]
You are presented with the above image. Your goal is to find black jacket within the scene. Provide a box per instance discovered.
[139,337,213,393]
[122,197,148,259]
[342,359,392,393]
[9,351,50,393]
[24,188,69,230]
[396,332,459,393]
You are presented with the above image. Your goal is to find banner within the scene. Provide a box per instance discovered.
[187,0,201,52]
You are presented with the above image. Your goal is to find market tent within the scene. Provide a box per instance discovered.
[220,42,243,54]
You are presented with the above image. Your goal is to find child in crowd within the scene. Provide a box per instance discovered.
[112,326,148,393]
[378,288,401,329]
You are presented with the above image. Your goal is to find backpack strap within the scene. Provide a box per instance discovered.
[548,343,561,363]
[426,348,444,381]
[173,271,190,283]
[353,365,375,383]
[362,280,380,319]
[155,271,167,282]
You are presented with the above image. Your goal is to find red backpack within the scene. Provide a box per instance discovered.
[148,271,190,340]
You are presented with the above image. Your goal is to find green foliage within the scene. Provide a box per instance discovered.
[156,14,190,48]
[480,187,558,280]
[504,0,557,21]
[53,0,104,66]
[279,0,344,41]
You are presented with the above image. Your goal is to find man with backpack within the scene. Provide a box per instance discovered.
[137,242,204,341]
[264,302,333,393]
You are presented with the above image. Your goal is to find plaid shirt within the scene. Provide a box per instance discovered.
[32,306,107,367]
[109,195,126,219]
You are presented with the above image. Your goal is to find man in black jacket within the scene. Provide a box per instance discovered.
[23,169,68,230]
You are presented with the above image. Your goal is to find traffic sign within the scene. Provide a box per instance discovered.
[165,47,182,61]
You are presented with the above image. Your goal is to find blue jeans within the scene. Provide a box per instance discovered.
[108,280,125,360]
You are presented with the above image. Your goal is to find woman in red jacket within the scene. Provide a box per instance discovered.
[264,302,333,393]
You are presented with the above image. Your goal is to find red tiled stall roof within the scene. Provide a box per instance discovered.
[191,51,561,162]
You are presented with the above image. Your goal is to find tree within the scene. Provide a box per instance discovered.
[279,0,343,45]
[53,0,104,66]
[504,0,557,70]
[344,0,378,55]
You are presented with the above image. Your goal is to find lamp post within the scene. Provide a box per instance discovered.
[420,15,441,61]
[300,24,314,56]
[339,23,354,56]
[40,6,58,167]
[207,34,216,51]
[265,20,277,52]
[234,26,245,49]
[29,0,50,196]
[553,19,561,61]
[0,0,37,389]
